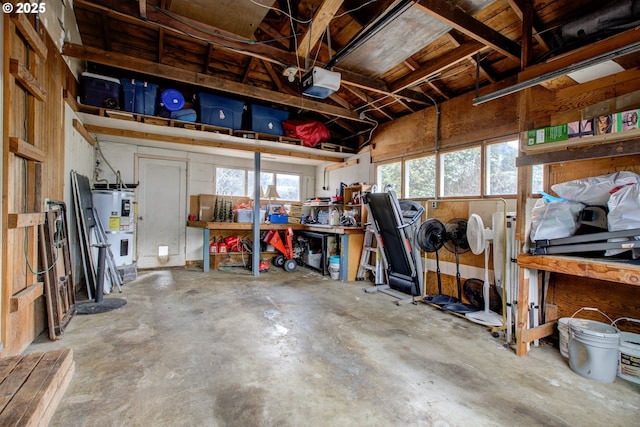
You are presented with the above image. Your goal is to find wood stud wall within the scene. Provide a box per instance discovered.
[1,14,68,357]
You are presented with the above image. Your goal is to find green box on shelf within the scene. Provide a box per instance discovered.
[527,124,568,146]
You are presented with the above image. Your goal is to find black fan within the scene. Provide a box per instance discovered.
[417,219,457,305]
[463,278,503,314]
[442,218,480,314]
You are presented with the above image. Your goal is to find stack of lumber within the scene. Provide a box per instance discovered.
[0,349,74,426]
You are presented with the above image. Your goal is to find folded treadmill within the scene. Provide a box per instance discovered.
[363,191,425,305]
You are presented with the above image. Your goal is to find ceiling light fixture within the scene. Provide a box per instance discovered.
[283,66,298,83]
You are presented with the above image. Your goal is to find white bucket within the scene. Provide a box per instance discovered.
[558,317,571,358]
[558,307,612,359]
[328,255,340,280]
[568,317,620,383]
[612,317,640,384]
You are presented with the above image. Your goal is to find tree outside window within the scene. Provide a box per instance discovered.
[377,162,402,193]
[406,155,436,198]
[440,147,481,196]
[486,140,518,195]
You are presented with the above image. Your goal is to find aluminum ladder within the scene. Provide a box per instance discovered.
[356,226,385,284]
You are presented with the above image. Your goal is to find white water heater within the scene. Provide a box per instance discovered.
[92,189,135,266]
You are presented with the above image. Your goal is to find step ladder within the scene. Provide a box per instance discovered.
[356,226,385,284]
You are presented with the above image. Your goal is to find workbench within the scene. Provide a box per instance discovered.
[516,253,640,356]
[187,221,364,281]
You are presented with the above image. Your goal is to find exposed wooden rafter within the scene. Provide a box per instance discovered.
[72,0,433,107]
[296,0,343,60]
[507,0,550,52]
[415,0,521,62]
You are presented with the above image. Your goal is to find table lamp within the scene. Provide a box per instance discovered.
[265,184,280,221]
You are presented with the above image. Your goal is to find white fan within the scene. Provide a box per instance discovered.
[465,213,504,327]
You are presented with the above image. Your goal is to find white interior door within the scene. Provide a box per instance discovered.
[136,156,187,268]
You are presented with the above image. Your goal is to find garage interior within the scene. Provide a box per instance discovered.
[1,0,640,425]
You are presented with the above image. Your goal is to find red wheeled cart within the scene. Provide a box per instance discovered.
[263,227,298,272]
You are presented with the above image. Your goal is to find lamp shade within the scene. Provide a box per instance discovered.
[265,184,280,199]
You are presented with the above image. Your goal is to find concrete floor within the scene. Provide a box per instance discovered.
[29,266,639,426]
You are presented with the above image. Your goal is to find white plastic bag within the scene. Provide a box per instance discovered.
[551,171,640,205]
[605,183,640,257]
[530,198,583,242]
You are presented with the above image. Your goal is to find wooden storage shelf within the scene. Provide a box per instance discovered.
[518,254,640,287]
[343,184,371,228]
[516,253,640,356]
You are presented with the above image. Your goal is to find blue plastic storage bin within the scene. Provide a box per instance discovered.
[80,72,121,109]
[170,108,197,122]
[120,78,159,115]
[250,104,289,136]
[268,214,288,224]
[198,92,245,130]
[160,88,185,111]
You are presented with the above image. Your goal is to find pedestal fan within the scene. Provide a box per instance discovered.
[441,218,479,314]
[417,219,457,305]
[464,213,504,327]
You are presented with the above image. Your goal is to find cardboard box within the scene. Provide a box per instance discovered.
[198,195,215,221]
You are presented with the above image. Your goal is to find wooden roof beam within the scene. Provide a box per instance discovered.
[506,0,550,52]
[390,41,484,92]
[73,0,432,107]
[297,0,343,59]
[414,0,521,62]
[446,32,495,83]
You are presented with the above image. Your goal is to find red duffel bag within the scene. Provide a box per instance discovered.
[283,119,330,147]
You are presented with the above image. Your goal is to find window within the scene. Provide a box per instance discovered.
[440,147,481,196]
[486,140,518,195]
[247,171,274,197]
[217,167,301,201]
[215,167,245,196]
[377,161,401,192]
[276,174,300,201]
[532,164,544,194]
[405,155,436,198]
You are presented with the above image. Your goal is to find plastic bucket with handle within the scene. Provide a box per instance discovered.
[568,308,619,383]
[611,317,640,384]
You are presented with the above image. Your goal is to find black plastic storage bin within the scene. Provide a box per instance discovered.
[80,72,121,109]
[249,104,289,136]
[120,78,159,115]
[198,92,246,130]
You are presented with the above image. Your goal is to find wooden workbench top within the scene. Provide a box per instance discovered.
[518,254,640,286]
[187,221,364,234]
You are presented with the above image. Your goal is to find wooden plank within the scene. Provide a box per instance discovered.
[0,349,73,427]
[72,119,95,146]
[63,89,80,111]
[518,254,640,287]
[8,137,46,162]
[7,213,46,229]
[37,360,75,427]
[516,138,640,166]
[10,283,44,313]
[415,0,521,62]
[11,13,48,59]
[296,0,343,59]
[522,321,557,343]
[325,159,359,172]
[0,353,43,413]
[9,59,46,101]
[83,124,345,163]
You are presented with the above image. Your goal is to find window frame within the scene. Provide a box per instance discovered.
[373,134,543,199]
[215,166,302,202]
